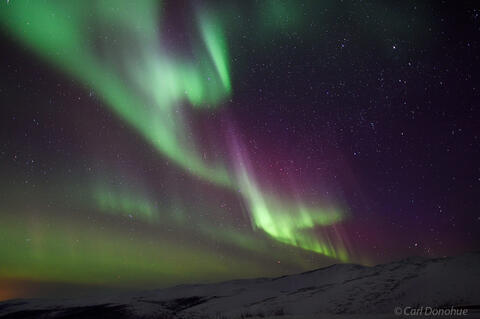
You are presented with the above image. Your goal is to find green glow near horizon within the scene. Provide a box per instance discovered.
[0,215,268,287]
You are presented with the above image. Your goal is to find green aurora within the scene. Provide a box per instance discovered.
[0,0,351,295]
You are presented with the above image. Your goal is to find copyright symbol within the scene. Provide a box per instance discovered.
[394,307,403,316]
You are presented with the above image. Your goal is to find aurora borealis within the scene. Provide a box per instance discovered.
[1,0,479,301]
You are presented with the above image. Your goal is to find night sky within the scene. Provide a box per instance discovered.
[0,0,479,301]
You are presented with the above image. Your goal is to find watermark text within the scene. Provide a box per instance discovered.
[394,306,468,316]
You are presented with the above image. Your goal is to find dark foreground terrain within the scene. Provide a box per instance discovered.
[1,252,479,318]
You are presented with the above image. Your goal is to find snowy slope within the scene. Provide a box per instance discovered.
[1,252,479,318]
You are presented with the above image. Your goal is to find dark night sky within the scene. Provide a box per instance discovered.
[0,0,479,300]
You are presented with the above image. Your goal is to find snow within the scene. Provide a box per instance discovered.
[1,252,479,318]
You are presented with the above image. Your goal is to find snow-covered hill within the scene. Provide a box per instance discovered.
[1,252,479,318]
